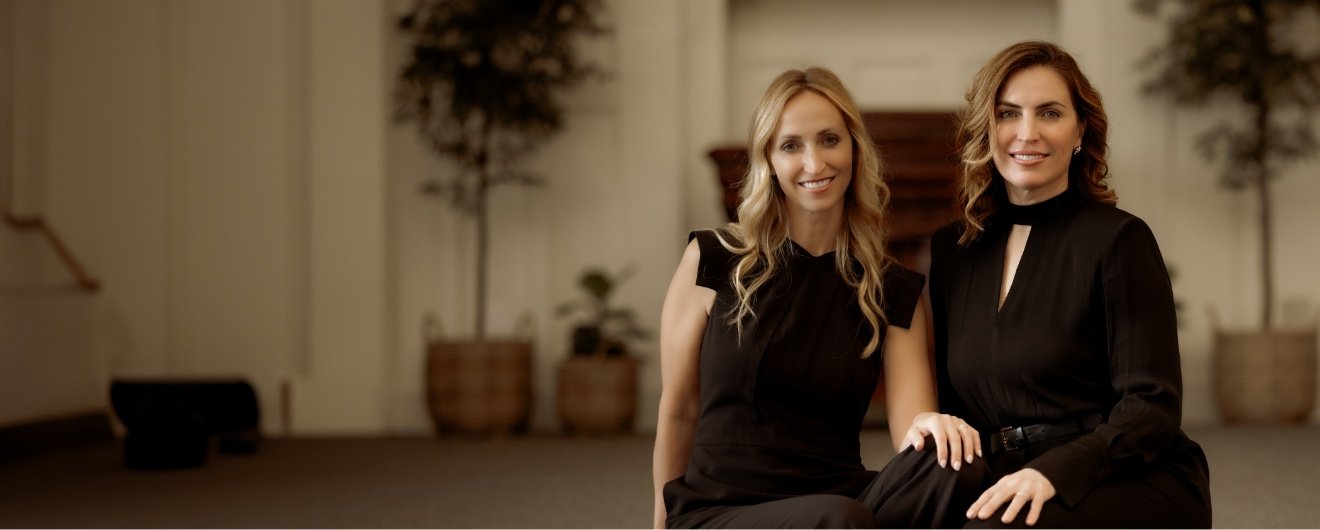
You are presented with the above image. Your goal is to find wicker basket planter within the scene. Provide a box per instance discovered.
[426,339,533,434]
[1214,328,1317,424]
[557,354,638,434]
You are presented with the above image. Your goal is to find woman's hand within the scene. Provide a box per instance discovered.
[966,468,1055,526]
[904,412,981,470]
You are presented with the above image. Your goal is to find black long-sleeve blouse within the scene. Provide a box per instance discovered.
[929,187,1210,507]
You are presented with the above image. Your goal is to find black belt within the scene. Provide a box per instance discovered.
[986,413,1104,455]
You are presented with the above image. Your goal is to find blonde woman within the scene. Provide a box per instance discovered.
[930,41,1211,527]
[652,67,986,529]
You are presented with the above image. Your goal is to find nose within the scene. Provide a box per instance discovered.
[802,146,824,175]
[1016,116,1040,142]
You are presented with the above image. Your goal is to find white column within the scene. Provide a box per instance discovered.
[293,0,390,434]
[615,0,685,434]
[682,0,731,232]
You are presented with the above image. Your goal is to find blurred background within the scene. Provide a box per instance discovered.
[2,0,1319,527]
[2,1,1320,524]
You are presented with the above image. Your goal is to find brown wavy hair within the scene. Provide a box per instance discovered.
[954,40,1117,245]
[719,67,894,358]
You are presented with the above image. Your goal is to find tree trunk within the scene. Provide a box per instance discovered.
[474,120,492,339]
[1248,0,1274,330]
[475,170,489,339]
[1255,170,1273,329]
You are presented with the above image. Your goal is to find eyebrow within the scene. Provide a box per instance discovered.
[997,100,1067,109]
[776,128,843,141]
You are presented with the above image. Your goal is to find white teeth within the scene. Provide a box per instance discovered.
[1013,153,1046,161]
[800,178,832,190]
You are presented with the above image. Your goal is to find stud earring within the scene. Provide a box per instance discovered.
[1073,146,1082,155]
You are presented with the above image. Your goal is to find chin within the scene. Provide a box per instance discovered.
[1003,174,1064,193]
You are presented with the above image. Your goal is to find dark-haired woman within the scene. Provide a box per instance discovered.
[930,40,1212,528]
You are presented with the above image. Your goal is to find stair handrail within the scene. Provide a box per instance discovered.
[2,184,100,292]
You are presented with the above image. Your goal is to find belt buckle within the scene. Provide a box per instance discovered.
[999,426,1026,452]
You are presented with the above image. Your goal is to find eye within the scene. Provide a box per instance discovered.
[1042,109,1062,119]
[997,109,1019,119]
[779,141,800,153]
[821,134,841,147]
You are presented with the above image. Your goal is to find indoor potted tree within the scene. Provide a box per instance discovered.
[1138,0,1319,423]
[395,0,605,434]
[555,266,649,433]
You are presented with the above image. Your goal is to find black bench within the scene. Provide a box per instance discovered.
[109,379,260,469]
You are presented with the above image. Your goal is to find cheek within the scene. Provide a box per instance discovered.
[1064,129,1083,150]
[994,126,1012,152]
[769,155,798,183]
[836,150,854,173]
[827,148,854,177]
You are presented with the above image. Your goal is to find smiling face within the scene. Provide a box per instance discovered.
[992,65,1084,204]
[769,90,853,221]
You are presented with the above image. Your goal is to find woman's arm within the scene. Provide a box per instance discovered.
[883,295,981,469]
[652,239,713,529]
[929,226,975,422]
[1022,216,1186,505]
[882,294,935,450]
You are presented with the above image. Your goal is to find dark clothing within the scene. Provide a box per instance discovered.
[676,438,989,529]
[664,229,981,528]
[963,433,1208,529]
[929,188,1212,527]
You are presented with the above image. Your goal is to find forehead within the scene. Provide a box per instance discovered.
[998,65,1072,105]
[777,90,845,133]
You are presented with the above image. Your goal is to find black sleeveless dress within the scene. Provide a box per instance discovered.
[664,229,948,527]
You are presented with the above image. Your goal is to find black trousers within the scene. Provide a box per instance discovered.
[964,447,1212,529]
[671,441,990,529]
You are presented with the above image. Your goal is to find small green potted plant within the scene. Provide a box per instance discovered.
[556,266,650,357]
[555,266,650,433]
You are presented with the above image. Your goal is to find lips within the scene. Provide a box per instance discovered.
[1008,150,1050,165]
[799,176,835,190]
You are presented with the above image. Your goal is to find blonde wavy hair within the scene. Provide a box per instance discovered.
[954,40,1117,246]
[717,67,894,358]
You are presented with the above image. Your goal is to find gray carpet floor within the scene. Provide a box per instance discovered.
[1,426,1316,528]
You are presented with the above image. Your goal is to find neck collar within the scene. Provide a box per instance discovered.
[997,186,1085,226]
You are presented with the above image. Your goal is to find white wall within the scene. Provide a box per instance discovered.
[1,0,389,434]
[727,0,1058,133]
[0,292,99,425]
[294,0,390,434]
[0,0,119,427]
